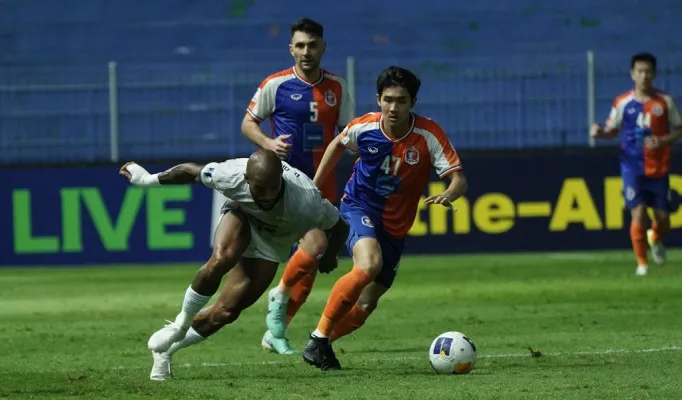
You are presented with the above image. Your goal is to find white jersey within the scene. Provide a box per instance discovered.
[200,159,339,241]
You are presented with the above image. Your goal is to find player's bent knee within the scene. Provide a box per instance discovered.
[209,246,241,273]
[299,229,328,258]
[355,252,383,279]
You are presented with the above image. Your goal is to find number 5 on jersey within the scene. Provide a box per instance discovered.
[381,155,401,175]
[310,102,318,122]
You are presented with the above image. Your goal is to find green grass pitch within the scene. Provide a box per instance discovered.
[1,250,681,399]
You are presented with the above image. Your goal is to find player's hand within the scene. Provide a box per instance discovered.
[266,134,293,159]
[424,194,457,210]
[119,161,138,181]
[119,162,153,186]
[590,123,604,138]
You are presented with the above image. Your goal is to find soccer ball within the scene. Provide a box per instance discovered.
[428,331,477,374]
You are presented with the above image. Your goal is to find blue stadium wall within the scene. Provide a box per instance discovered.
[4,0,682,164]
[3,150,682,266]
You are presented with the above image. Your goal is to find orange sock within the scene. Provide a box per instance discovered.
[630,221,648,266]
[650,221,661,243]
[279,248,317,292]
[286,272,317,325]
[329,305,371,342]
[316,267,372,337]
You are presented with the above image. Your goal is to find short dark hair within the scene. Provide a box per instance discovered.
[631,52,657,71]
[376,66,422,100]
[290,18,324,38]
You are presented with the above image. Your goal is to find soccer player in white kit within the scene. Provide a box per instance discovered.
[118,149,349,381]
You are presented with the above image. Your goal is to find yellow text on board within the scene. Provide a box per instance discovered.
[408,175,682,236]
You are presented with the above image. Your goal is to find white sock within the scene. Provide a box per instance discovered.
[174,286,211,328]
[276,281,291,296]
[311,329,328,339]
[166,327,206,355]
[271,285,289,302]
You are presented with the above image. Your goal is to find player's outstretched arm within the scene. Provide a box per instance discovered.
[425,170,468,208]
[313,135,346,187]
[119,162,205,186]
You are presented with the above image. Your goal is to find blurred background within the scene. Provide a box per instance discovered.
[2,0,682,266]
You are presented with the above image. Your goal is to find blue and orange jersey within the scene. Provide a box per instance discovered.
[606,89,682,177]
[339,112,462,239]
[246,67,354,201]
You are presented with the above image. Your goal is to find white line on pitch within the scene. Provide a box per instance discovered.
[547,252,602,260]
[112,345,682,370]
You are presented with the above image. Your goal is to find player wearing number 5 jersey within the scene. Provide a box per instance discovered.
[241,18,354,354]
[300,66,468,370]
[591,52,682,276]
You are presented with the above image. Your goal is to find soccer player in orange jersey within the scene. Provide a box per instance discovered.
[241,18,353,353]
[299,66,468,370]
[591,52,682,276]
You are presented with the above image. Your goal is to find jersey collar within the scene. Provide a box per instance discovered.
[292,66,324,87]
[379,113,416,142]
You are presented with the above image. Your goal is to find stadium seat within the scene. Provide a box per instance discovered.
[2,0,682,163]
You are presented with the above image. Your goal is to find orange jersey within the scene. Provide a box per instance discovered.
[339,112,462,238]
[246,67,354,201]
[606,90,682,177]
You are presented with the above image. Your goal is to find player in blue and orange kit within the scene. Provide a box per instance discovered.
[299,66,468,370]
[591,52,682,276]
[241,18,354,353]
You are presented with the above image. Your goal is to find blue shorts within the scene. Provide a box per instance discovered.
[340,202,405,289]
[621,172,671,210]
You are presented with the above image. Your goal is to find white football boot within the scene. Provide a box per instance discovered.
[150,351,172,381]
[148,320,187,352]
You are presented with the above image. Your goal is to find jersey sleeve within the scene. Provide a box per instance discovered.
[665,96,682,127]
[200,160,244,196]
[424,124,463,179]
[337,79,354,129]
[313,198,340,230]
[246,79,277,122]
[339,122,359,151]
[605,98,624,129]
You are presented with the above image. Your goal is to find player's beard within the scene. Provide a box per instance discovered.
[253,180,285,210]
[298,58,319,73]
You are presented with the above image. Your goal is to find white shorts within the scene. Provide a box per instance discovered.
[220,203,301,263]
